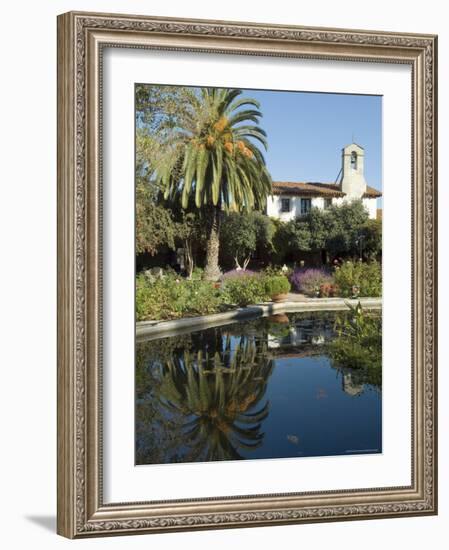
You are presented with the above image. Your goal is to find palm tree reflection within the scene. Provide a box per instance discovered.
[156,333,274,462]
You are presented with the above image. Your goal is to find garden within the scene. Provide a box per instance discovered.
[134,84,384,467]
[135,85,382,323]
[136,259,381,322]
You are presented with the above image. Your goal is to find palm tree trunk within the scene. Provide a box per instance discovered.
[204,206,221,281]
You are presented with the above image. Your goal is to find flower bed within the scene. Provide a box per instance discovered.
[334,260,381,297]
[221,271,268,307]
[136,274,225,321]
[290,268,334,297]
[136,262,381,321]
[137,270,291,320]
[290,261,381,298]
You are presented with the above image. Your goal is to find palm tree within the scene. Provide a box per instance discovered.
[153,88,272,280]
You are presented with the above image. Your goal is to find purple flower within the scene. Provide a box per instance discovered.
[290,268,334,296]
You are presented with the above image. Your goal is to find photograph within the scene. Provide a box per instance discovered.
[134,84,383,465]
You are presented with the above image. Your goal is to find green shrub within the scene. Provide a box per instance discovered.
[334,260,382,297]
[190,266,204,280]
[136,274,187,321]
[136,274,224,321]
[264,275,291,296]
[185,280,224,315]
[222,274,268,307]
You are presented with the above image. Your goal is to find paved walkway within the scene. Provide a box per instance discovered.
[286,292,307,302]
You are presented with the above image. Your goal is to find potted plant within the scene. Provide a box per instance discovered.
[319,283,339,297]
[264,275,291,302]
[267,313,290,324]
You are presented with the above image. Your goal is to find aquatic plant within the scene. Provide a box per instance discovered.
[327,302,382,388]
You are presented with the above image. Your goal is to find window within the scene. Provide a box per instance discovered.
[351,151,358,170]
[324,198,332,209]
[300,198,311,215]
[281,198,291,213]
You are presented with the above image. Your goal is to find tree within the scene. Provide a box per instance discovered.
[174,211,206,278]
[307,207,330,251]
[150,87,272,280]
[220,211,275,270]
[274,218,312,260]
[136,86,201,207]
[135,85,198,133]
[323,200,370,258]
[253,211,276,261]
[357,218,382,260]
[221,212,257,270]
[270,201,375,264]
[136,87,201,257]
[135,178,176,255]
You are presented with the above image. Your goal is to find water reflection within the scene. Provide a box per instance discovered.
[136,311,382,465]
[159,336,274,461]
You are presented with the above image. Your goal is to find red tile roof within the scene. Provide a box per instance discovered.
[363,186,382,198]
[272,181,344,197]
[272,181,382,198]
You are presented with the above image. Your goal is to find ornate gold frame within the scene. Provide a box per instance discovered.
[57,11,438,538]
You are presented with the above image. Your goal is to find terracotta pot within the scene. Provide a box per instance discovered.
[267,313,289,324]
[271,293,288,303]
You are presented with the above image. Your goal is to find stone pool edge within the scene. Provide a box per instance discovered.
[136,297,382,340]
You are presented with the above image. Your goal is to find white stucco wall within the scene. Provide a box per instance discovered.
[332,196,345,208]
[266,195,334,221]
[362,197,378,219]
[267,194,378,220]
[266,195,296,221]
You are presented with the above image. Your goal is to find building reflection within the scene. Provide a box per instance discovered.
[267,314,334,351]
[341,371,364,397]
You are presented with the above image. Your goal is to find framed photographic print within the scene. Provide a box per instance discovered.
[57,11,438,538]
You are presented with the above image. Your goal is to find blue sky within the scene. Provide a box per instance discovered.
[244,89,382,193]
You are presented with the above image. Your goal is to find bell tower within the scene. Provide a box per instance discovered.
[340,143,367,199]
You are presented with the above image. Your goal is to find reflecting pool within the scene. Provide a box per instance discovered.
[136,310,382,465]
